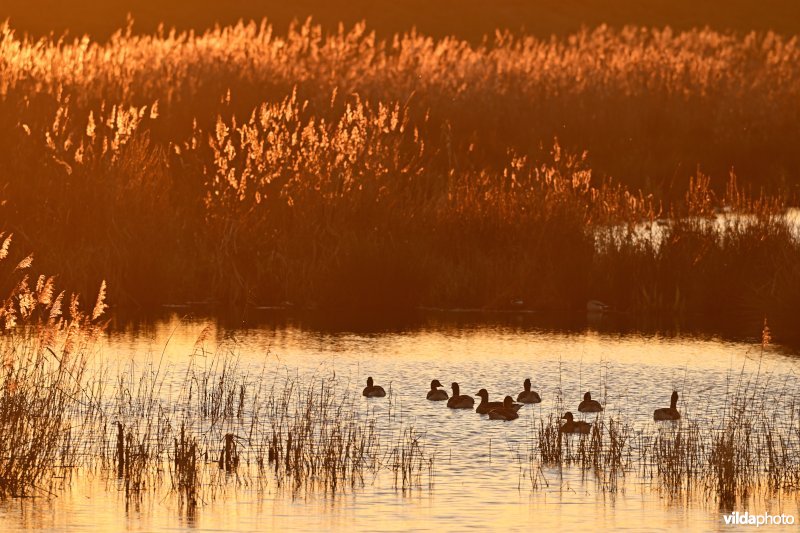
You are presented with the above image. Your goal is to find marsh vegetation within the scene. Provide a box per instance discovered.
[0,20,798,341]
[2,2,800,529]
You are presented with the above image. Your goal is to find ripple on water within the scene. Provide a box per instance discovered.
[1,317,799,531]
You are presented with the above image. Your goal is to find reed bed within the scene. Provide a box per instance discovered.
[0,236,433,503]
[531,408,800,505]
[98,345,436,509]
[4,351,434,507]
[0,235,107,497]
[0,21,798,338]
[3,19,799,189]
[528,360,800,507]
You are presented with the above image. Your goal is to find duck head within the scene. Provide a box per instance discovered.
[451,382,460,396]
[503,396,514,408]
[561,411,575,422]
[670,390,679,408]
[366,376,374,387]
[476,389,489,401]
[524,378,531,391]
[431,379,443,390]
[583,391,592,401]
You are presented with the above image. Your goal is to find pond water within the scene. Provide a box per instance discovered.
[1,312,799,531]
[605,207,800,249]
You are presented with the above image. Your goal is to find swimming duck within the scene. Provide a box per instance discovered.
[559,411,591,434]
[578,391,603,412]
[488,396,520,420]
[516,378,542,404]
[427,379,449,401]
[446,382,474,408]
[653,390,681,421]
[476,389,522,414]
[362,376,386,398]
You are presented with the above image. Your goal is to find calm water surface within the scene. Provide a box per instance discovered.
[1,313,799,531]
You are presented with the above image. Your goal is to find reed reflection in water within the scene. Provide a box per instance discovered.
[1,315,799,531]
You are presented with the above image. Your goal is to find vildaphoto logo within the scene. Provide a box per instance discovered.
[723,511,795,527]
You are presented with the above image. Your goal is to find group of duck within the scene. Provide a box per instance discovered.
[363,377,681,433]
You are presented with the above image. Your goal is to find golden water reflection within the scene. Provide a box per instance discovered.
[1,314,799,531]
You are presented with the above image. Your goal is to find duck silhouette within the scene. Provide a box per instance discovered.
[427,379,449,401]
[476,389,522,414]
[488,396,520,420]
[559,411,591,434]
[516,378,541,404]
[653,390,681,421]
[362,376,386,398]
[578,391,603,412]
[447,382,474,408]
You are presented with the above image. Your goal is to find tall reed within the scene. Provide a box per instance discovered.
[0,21,798,337]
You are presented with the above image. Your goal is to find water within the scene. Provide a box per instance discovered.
[2,312,799,531]
[605,208,800,249]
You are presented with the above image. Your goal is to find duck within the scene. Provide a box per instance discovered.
[446,382,474,408]
[476,389,522,414]
[362,376,386,398]
[653,390,681,421]
[426,379,449,401]
[559,411,591,434]
[578,391,603,412]
[488,396,520,420]
[516,378,541,404]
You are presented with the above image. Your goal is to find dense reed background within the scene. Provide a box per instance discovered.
[0,20,798,337]
[7,1,800,41]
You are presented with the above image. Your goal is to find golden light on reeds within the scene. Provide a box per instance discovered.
[0,20,796,333]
